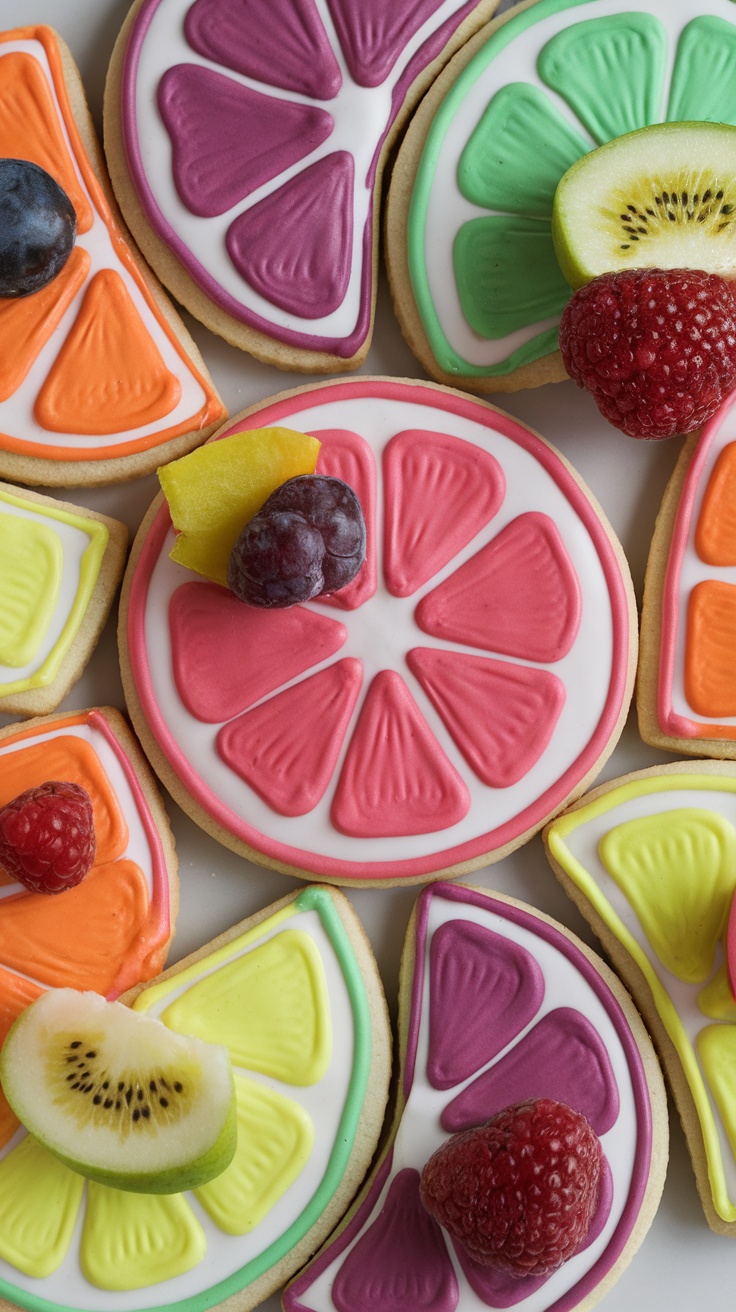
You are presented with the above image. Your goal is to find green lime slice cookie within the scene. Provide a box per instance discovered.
[387,0,736,391]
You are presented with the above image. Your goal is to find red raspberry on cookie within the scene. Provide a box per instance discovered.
[0,780,96,894]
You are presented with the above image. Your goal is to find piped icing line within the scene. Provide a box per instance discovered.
[545,765,736,1226]
[397,0,736,385]
[118,0,490,359]
[284,881,659,1312]
[124,377,635,882]
[654,388,736,742]
[0,886,385,1311]
[0,26,223,461]
[0,489,110,699]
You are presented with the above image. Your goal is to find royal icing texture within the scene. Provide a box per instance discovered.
[546,767,736,1223]
[0,887,377,1311]
[402,0,736,382]
[0,710,172,1153]
[0,489,109,699]
[284,882,654,1312]
[126,378,634,882]
[653,390,736,744]
[0,27,223,464]
[120,0,485,358]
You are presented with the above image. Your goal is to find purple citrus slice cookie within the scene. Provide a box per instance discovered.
[104,0,498,371]
[284,880,667,1312]
[120,376,636,884]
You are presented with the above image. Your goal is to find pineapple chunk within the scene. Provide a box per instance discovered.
[159,427,321,585]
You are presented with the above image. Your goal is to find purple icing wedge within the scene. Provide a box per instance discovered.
[106,0,499,370]
[283,882,667,1312]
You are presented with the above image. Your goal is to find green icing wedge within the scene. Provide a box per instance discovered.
[667,17,736,124]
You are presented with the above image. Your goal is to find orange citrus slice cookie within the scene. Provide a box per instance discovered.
[545,760,736,1235]
[120,377,636,885]
[104,0,498,371]
[0,25,225,485]
[0,706,177,1154]
[0,886,389,1312]
[0,484,127,717]
[638,390,736,758]
[284,881,667,1312]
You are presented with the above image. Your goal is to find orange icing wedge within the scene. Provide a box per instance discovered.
[685,580,736,717]
[0,247,90,404]
[35,271,182,435]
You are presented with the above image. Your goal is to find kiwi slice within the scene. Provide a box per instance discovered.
[0,988,236,1193]
[552,122,736,289]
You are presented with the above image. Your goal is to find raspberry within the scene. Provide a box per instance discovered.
[0,781,96,894]
[419,1098,602,1277]
[559,267,736,439]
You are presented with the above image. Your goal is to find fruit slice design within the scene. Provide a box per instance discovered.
[110,0,497,367]
[0,887,389,1311]
[284,881,666,1312]
[638,389,736,755]
[0,27,224,482]
[123,377,635,883]
[0,485,127,717]
[545,762,736,1232]
[389,0,736,390]
[0,709,175,1153]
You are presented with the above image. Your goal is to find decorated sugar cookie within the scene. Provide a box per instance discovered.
[386,0,736,393]
[120,376,637,885]
[0,885,390,1312]
[0,706,178,1153]
[638,390,736,757]
[284,881,667,1312]
[0,25,225,485]
[0,484,127,717]
[545,760,736,1234]
[104,0,498,372]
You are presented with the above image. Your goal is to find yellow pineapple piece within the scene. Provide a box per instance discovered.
[159,428,321,585]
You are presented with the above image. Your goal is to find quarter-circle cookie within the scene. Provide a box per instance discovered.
[104,0,498,372]
[386,0,736,393]
[119,375,637,885]
[0,885,390,1312]
[284,880,668,1312]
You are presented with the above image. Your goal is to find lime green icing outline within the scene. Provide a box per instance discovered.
[408,0,602,377]
[548,772,736,1222]
[0,489,108,698]
[0,887,373,1312]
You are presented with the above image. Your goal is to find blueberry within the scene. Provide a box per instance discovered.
[227,474,366,608]
[0,159,77,298]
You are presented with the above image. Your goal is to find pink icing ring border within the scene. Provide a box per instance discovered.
[285,883,653,1311]
[126,378,633,882]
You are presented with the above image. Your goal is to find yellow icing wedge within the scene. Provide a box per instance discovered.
[159,427,321,585]
[544,761,736,1234]
[0,886,389,1307]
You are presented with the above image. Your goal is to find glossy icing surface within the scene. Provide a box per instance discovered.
[547,768,736,1222]
[120,0,483,357]
[0,489,109,698]
[657,389,736,741]
[0,887,374,1310]
[404,0,736,381]
[0,26,222,462]
[0,710,172,1150]
[126,378,633,881]
[285,882,652,1312]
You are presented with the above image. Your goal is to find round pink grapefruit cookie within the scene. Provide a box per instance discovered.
[638,387,736,759]
[104,0,498,372]
[284,881,668,1312]
[120,377,636,885]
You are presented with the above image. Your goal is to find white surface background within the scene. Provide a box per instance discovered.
[1,0,730,1308]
